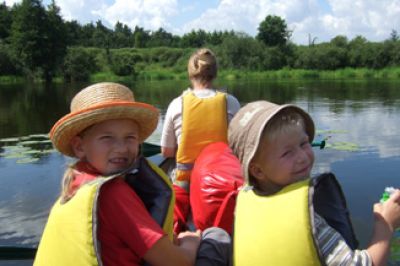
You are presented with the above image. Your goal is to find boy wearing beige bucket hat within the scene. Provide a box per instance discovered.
[35,82,232,266]
[229,100,400,266]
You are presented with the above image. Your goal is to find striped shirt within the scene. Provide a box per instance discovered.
[315,213,372,266]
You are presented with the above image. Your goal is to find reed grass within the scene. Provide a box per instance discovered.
[218,67,400,80]
[2,67,400,84]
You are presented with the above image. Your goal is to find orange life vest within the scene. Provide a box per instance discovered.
[175,91,228,182]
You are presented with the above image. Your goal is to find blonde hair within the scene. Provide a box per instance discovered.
[59,127,90,203]
[261,109,306,144]
[60,162,78,203]
[187,48,217,84]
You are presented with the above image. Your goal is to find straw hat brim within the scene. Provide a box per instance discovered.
[50,101,159,157]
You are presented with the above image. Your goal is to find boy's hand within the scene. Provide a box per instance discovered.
[176,229,202,247]
[175,230,202,265]
[375,189,400,233]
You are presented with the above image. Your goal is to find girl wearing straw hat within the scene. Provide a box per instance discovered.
[34,82,231,266]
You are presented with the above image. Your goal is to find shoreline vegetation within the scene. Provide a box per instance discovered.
[2,67,400,84]
[2,1,400,84]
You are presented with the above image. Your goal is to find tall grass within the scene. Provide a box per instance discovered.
[3,67,400,84]
[0,76,24,83]
[218,67,400,80]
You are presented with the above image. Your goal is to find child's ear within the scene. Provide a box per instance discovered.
[248,161,264,180]
[70,136,85,159]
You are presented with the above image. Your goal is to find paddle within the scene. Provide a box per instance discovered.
[142,140,326,157]
[141,142,162,157]
[0,246,36,260]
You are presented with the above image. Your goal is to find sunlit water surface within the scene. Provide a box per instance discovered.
[1,79,400,265]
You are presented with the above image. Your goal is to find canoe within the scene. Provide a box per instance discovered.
[0,140,325,260]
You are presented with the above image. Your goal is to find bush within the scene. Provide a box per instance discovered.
[0,44,19,75]
[63,47,98,82]
[110,51,140,76]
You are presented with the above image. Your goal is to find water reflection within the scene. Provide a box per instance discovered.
[0,134,64,248]
[1,135,54,164]
[1,79,400,264]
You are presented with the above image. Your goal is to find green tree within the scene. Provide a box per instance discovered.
[389,29,399,41]
[110,50,140,76]
[181,30,208,47]
[113,21,132,48]
[42,0,67,81]
[216,34,266,70]
[93,20,112,49]
[330,35,348,47]
[65,20,83,46]
[257,15,291,47]
[10,0,67,81]
[0,2,13,41]
[10,0,48,78]
[148,27,175,47]
[348,36,368,67]
[63,47,97,82]
[0,43,19,74]
[133,26,150,48]
[81,23,96,46]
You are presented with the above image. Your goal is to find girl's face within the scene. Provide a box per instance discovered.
[71,119,140,175]
[249,126,314,195]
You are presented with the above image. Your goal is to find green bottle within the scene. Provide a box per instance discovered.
[381,187,395,203]
[380,187,400,264]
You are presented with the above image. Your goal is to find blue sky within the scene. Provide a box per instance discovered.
[5,0,400,44]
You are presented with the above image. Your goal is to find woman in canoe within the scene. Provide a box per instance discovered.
[160,48,240,233]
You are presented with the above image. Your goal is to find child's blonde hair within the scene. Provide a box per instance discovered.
[260,109,306,144]
[60,163,77,203]
[187,48,217,85]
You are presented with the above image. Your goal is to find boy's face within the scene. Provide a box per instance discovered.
[71,119,140,175]
[249,125,314,194]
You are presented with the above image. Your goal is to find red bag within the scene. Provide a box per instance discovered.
[190,142,244,234]
[173,184,190,234]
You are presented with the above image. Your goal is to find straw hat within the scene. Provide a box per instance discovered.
[50,82,159,157]
[228,101,315,184]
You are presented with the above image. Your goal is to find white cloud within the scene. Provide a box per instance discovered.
[180,0,400,44]
[5,0,400,44]
[290,0,400,43]
[53,0,107,24]
[92,0,178,30]
[4,0,19,6]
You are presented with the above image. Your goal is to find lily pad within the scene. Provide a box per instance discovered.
[27,133,49,139]
[16,157,40,164]
[0,137,20,142]
[325,142,359,151]
[316,129,349,134]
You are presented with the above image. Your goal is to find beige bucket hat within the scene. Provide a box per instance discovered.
[50,82,159,157]
[228,100,315,183]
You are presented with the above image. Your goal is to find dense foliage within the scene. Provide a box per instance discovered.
[0,0,400,82]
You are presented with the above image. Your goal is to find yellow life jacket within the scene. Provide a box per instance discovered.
[176,91,228,182]
[234,173,358,266]
[34,157,174,266]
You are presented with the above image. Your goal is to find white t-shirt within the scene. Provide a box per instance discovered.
[161,88,241,149]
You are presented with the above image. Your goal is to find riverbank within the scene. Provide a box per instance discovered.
[88,67,400,83]
[2,67,400,84]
